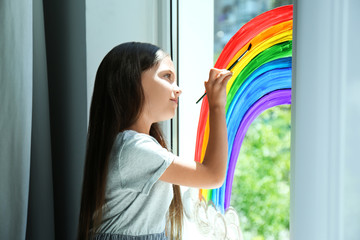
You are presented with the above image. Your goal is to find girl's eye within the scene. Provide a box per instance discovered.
[164,74,173,82]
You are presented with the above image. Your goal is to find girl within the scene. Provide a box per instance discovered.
[78,42,232,240]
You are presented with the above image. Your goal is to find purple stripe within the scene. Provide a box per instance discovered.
[224,89,292,209]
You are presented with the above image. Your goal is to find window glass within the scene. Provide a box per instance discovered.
[214,1,293,239]
[214,0,293,62]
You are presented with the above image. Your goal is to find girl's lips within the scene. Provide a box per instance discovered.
[170,99,178,104]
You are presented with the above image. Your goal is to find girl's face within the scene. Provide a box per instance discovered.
[141,55,182,123]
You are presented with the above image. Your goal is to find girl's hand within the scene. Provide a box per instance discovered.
[204,68,233,109]
[202,68,231,185]
[160,68,232,189]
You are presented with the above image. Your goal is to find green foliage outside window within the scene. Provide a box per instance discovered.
[231,105,291,240]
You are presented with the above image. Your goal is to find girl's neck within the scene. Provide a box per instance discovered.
[127,116,152,135]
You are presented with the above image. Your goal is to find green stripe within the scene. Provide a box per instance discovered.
[226,41,293,112]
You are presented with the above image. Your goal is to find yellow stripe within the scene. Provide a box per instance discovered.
[226,29,293,93]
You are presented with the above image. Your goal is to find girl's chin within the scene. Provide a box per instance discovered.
[155,112,176,122]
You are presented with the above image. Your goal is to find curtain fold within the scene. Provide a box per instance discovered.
[42,0,88,239]
[1,0,87,239]
[0,0,33,239]
[26,0,55,239]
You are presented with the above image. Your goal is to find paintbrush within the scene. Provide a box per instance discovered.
[196,43,252,104]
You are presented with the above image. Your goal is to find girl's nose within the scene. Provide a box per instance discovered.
[174,84,182,96]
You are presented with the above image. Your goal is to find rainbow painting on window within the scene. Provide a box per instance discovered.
[195,5,293,213]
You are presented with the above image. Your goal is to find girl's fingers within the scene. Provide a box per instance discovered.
[222,72,233,84]
[206,69,232,89]
[208,68,221,82]
[215,70,233,84]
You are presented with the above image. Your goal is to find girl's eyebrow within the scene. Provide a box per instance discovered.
[159,69,175,75]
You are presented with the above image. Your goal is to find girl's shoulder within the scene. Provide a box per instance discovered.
[111,130,161,159]
[117,130,157,146]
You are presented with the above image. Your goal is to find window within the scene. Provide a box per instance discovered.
[178,1,293,239]
[213,1,293,239]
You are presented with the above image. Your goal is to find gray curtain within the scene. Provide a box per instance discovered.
[0,0,87,239]
[0,0,33,239]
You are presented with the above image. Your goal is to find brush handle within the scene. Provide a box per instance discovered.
[227,47,249,71]
[196,43,252,104]
[196,92,207,104]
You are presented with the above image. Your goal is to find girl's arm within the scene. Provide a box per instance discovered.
[160,68,232,189]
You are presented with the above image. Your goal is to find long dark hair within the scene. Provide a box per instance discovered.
[77,42,183,240]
